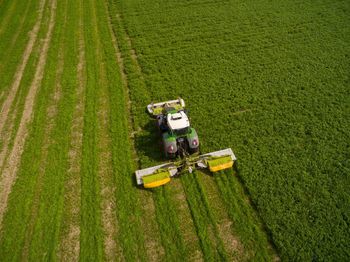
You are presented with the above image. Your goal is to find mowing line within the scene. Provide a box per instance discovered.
[97,63,122,261]
[104,2,165,260]
[57,0,84,259]
[213,171,277,260]
[0,0,46,136]
[0,0,56,229]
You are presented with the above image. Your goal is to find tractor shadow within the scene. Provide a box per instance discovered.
[133,119,165,164]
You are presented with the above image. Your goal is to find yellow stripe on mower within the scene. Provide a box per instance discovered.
[142,170,171,188]
[206,156,234,172]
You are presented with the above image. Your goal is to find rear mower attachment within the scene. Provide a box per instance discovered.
[135,148,236,188]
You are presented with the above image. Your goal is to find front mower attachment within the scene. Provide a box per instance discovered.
[135,148,236,188]
[147,98,185,117]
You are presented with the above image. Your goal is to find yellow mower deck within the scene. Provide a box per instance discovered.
[206,156,234,172]
[142,170,171,188]
[135,148,236,188]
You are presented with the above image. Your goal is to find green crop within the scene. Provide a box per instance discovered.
[107,0,350,260]
[0,0,348,261]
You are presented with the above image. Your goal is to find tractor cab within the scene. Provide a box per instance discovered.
[166,111,190,136]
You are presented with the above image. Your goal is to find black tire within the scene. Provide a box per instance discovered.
[166,152,176,159]
[189,146,199,154]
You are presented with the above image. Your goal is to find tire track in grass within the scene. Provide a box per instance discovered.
[0,1,32,167]
[0,0,46,136]
[0,1,41,110]
[57,0,84,259]
[0,104,19,170]
[0,0,56,229]
[0,2,46,173]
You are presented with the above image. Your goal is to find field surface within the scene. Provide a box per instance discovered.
[0,0,349,261]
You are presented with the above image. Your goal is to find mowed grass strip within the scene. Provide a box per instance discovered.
[181,172,229,261]
[96,0,152,260]
[0,0,41,106]
[0,0,62,259]
[79,0,104,259]
[213,170,274,260]
[57,0,85,259]
[0,0,30,74]
[22,0,79,259]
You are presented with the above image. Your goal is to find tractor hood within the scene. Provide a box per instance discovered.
[167,111,190,131]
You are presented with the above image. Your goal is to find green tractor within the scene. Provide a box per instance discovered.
[136,98,236,188]
[150,98,199,158]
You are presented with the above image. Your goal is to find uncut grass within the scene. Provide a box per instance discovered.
[111,0,350,260]
[0,0,63,259]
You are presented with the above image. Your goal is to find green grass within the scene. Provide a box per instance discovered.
[107,0,276,260]
[0,0,39,103]
[0,0,64,259]
[0,0,348,260]
[108,0,350,260]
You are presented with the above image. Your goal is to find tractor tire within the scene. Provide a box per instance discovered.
[189,146,199,154]
[166,152,176,159]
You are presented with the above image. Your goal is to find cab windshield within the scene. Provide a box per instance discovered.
[173,127,189,136]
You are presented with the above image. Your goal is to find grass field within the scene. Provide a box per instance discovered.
[0,0,349,261]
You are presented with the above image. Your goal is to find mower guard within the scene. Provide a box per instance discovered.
[147,98,185,117]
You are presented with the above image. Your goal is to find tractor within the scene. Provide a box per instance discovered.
[135,98,236,188]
